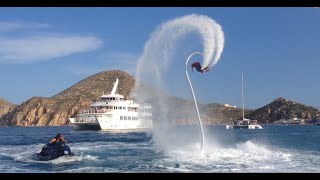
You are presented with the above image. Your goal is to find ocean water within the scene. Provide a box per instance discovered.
[0,125,319,173]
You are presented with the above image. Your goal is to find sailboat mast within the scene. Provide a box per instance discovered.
[242,72,245,121]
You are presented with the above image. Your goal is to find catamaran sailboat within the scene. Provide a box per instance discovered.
[226,73,263,129]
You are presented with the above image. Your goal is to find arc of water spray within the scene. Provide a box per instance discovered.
[185,52,205,150]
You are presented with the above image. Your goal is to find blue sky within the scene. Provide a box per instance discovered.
[0,7,319,109]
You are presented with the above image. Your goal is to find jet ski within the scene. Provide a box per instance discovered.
[36,142,74,161]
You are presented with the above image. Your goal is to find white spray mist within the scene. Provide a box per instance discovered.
[132,14,224,152]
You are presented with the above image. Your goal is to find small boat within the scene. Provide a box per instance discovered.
[226,119,263,129]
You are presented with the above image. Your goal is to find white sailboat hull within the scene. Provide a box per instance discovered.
[226,124,263,129]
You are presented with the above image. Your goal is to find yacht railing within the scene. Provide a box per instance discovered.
[74,118,97,123]
[81,109,113,114]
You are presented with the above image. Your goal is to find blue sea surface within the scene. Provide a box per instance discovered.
[0,125,319,173]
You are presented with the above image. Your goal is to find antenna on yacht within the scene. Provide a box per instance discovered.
[111,77,119,95]
[185,52,205,151]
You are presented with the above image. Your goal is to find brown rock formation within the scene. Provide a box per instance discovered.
[0,70,135,126]
[246,97,320,123]
[1,71,319,126]
[0,98,17,125]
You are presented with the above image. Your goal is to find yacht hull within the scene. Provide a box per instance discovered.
[70,123,101,130]
[69,118,101,130]
[97,114,153,130]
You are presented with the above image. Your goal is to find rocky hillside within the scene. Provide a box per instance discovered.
[161,97,320,125]
[1,70,319,126]
[142,94,245,125]
[0,69,245,126]
[202,103,251,125]
[0,70,135,126]
[246,97,320,123]
[0,98,16,121]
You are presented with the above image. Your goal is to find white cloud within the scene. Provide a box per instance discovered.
[0,35,103,63]
[0,21,49,32]
[0,20,103,63]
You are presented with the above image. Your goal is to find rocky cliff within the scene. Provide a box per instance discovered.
[149,95,245,125]
[0,70,135,126]
[246,97,320,123]
[152,96,320,125]
[1,70,319,126]
[0,98,17,123]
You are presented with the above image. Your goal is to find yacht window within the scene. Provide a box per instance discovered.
[119,107,122,110]
[128,116,131,120]
[120,116,123,120]
[124,116,127,120]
